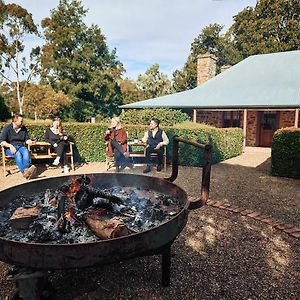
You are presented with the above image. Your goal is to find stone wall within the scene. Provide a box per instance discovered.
[245,111,258,146]
[279,111,296,128]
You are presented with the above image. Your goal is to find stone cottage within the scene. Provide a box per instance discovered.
[121,50,300,147]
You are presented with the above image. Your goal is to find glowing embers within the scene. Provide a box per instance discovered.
[0,175,182,244]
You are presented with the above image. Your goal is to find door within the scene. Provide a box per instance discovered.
[258,112,279,147]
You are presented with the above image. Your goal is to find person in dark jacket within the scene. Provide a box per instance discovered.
[104,117,133,172]
[0,114,36,179]
[44,117,69,173]
[141,119,169,173]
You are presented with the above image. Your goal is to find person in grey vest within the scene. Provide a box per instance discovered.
[141,119,169,173]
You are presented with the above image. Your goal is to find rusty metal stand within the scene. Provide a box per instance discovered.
[7,267,54,300]
[161,243,172,287]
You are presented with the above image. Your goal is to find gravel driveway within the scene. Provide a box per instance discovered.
[0,148,299,300]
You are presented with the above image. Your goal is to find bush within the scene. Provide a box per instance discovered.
[0,121,244,166]
[271,127,300,179]
[120,108,190,126]
[0,95,10,121]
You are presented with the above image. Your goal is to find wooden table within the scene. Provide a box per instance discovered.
[28,141,75,171]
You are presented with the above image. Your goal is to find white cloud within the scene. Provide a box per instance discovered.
[5,0,257,80]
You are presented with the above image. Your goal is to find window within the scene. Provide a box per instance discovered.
[223,111,241,127]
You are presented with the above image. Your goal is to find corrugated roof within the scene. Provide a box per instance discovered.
[121,50,300,109]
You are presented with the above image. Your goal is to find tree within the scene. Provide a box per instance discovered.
[173,23,240,92]
[0,93,10,121]
[23,83,72,119]
[120,78,144,104]
[231,0,300,58]
[39,0,124,121]
[136,64,174,100]
[0,0,40,114]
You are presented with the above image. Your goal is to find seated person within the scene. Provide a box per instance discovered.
[104,117,133,172]
[142,118,169,173]
[44,117,70,174]
[0,114,36,179]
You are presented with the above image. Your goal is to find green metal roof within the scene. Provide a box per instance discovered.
[121,50,300,109]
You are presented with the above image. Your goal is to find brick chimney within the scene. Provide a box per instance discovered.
[220,64,231,73]
[197,53,217,85]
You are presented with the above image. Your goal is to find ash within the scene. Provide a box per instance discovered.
[0,176,182,244]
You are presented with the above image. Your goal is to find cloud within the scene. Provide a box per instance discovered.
[5,0,257,80]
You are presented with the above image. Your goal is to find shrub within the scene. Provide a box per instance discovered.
[120,108,190,126]
[271,127,300,179]
[0,121,244,166]
[0,95,10,121]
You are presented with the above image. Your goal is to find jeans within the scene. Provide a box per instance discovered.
[5,145,30,173]
[111,139,128,167]
[145,145,163,165]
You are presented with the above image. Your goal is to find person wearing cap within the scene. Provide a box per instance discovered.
[0,114,37,179]
[141,118,169,173]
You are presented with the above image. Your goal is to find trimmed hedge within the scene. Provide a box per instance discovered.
[271,127,300,179]
[120,108,190,126]
[0,121,244,166]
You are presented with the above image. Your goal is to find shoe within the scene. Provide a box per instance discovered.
[157,164,162,172]
[125,161,134,169]
[26,165,37,179]
[22,168,30,178]
[52,157,60,166]
[115,166,120,173]
[63,165,69,174]
[143,165,151,173]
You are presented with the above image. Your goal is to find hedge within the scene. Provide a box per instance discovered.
[0,121,244,167]
[271,127,300,179]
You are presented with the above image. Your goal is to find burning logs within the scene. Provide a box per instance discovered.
[10,206,41,230]
[0,175,182,244]
[84,215,132,239]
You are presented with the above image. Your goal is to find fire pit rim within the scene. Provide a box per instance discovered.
[0,172,189,246]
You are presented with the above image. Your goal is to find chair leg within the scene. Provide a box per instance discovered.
[2,148,6,177]
[70,155,75,171]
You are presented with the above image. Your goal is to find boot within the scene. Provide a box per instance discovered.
[63,165,69,174]
[53,156,60,166]
[157,164,162,172]
[143,165,151,173]
[26,165,37,179]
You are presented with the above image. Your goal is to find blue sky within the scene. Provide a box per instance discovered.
[6,0,257,80]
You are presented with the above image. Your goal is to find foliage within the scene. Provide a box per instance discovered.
[173,23,241,92]
[0,93,10,121]
[136,64,174,99]
[39,0,124,121]
[120,108,190,126]
[1,121,244,166]
[119,78,144,104]
[231,0,300,58]
[23,83,72,119]
[174,0,300,92]
[271,127,300,179]
[0,0,40,114]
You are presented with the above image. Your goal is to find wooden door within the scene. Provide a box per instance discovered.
[258,112,279,147]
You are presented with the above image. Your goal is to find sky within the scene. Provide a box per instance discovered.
[6,0,257,80]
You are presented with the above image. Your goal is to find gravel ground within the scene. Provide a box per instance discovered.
[0,148,299,300]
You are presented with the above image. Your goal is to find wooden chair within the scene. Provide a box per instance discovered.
[128,143,167,172]
[1,145,15,176]
[28,141,75,171]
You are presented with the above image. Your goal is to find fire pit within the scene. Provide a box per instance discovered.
[0,136,212,299]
